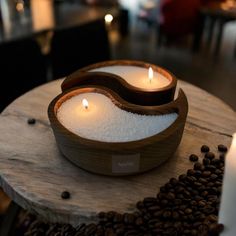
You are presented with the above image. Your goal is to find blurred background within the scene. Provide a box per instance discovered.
[0,0,235,234]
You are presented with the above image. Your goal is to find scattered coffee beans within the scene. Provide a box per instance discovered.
[218,144,228,153]
[189,154,198,162]
[27,118,36,125]
[16,145,227,236]
[205,152,215,160]
[61,191,70,200]
[201,145,210,153]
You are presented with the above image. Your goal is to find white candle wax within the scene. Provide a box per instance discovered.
[219,133,236,236]
[90,65,170,90]
[57,92,178,142]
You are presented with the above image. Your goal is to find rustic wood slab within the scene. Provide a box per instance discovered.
[0,79,235,226]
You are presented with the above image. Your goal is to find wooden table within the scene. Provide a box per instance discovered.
[0,79,235,226]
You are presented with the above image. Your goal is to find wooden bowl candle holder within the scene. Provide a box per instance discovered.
[48,83,188,176]
[62,60,177,106]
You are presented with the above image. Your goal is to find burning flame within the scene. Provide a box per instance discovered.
[148,67,153,83]
[82,99,89,110]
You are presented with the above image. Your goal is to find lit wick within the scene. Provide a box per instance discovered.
[82,99,89,110]
[148,67,153,83]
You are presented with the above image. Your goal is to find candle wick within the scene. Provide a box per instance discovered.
[82,98,89,110]
[148,67,153,84]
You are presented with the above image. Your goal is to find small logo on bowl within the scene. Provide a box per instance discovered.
[112,154,140,173]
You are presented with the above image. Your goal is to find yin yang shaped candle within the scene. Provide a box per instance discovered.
[48,83,188,176]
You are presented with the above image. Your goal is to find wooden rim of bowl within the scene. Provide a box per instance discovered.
[61,60,177,105]
[62,60,177,92]
[48,85,188,151]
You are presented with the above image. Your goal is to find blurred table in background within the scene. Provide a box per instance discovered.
[193,0,236,55]
[0,1,117,43]
[0,1,121,112]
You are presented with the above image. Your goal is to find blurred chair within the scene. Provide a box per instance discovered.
[50,19,110,79]
[0,38,47,112]
[157,0,201,47]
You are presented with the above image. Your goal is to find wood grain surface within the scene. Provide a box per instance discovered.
[0,79,235,226]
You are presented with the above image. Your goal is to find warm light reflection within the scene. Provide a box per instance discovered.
[104,14,113,24]
[148,67,153,83]
[82,99,89,110]
[221,0,236,9]
[16,2,24,12]
[31,0,55,31]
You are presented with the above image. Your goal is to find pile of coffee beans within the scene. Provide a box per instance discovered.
[15,144,228,236]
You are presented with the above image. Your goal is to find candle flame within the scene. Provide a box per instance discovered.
[82,98,89,110]
[148,67,153,83]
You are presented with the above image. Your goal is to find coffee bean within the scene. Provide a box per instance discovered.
[220,154,225,162]
[113,213,123,223]
[201,145,210,153]
[27,118,36,125]
[189,154,199,162]
[157,192,166,200]
[194,162,203,170]
[218,144,228,153]
[179,174,187,181]
[211,159,220,166]
[194,170,202,177]
[136,201,144,210]
[166,192,175,200]
[61,191,70,199]
[209,223,224,235]
[193,181,202,188]
[203,158,210,165]
[172,211,180,220]
[170,178,178,185]
[105,228,116,236]
[153,210,162,217]
[84,223,97,235]
[206,165,216,171]
[187,169,195,176]
[135,217,143,226]
[123,213,135,225]
[205,152,215,160]
[199,224,208,233]
[198,201,207,207]
[185,208,192,215]
[160,199,168,206]
[210,174,218,180]
[143,197,157,205]
[106,211,115,221]
[202,171,211,177]
[160,186,166,193]
[162,210,172,219]
[148,205,160,212]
